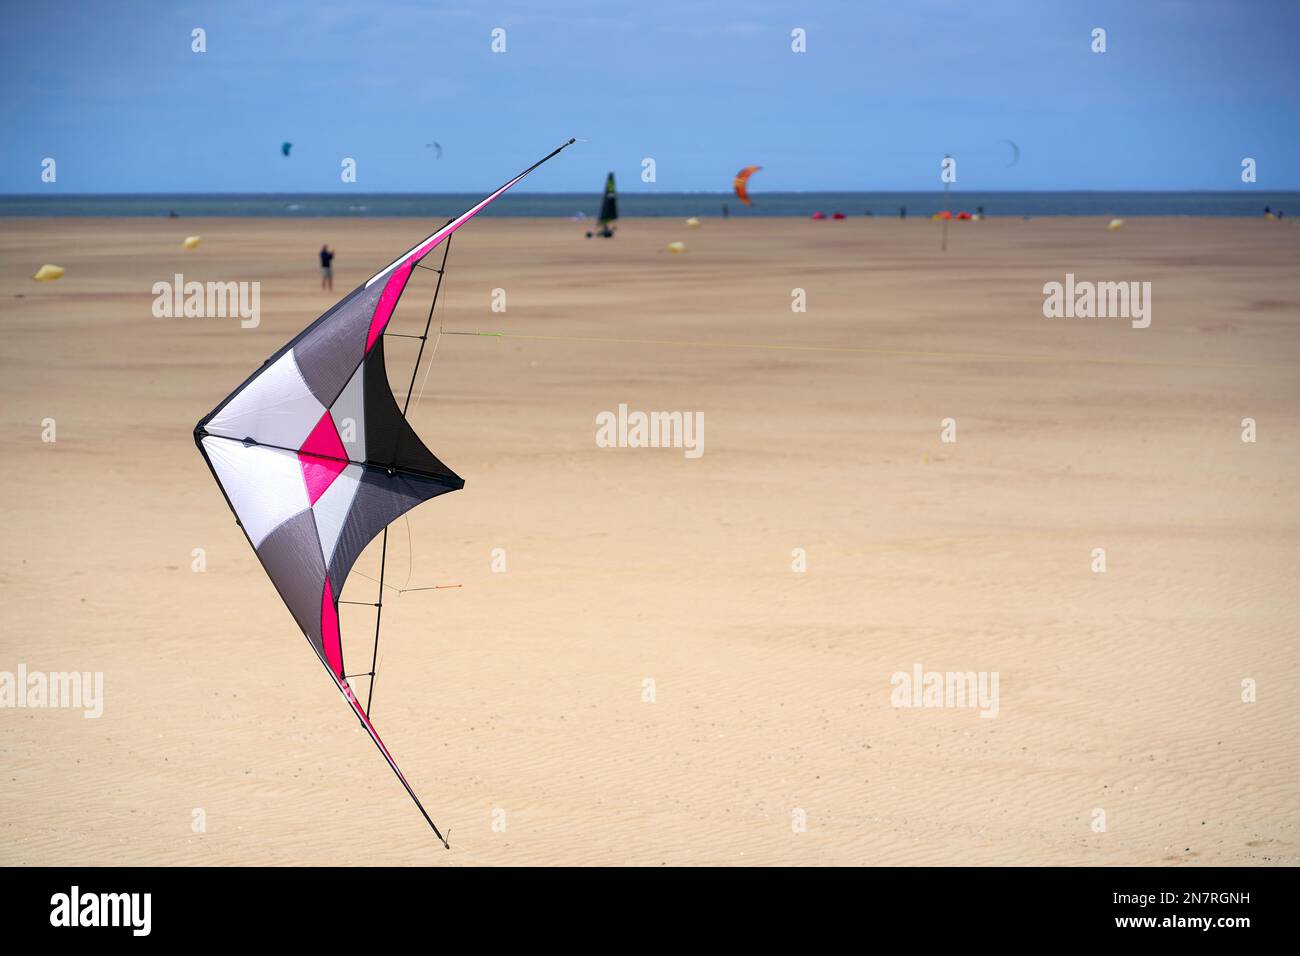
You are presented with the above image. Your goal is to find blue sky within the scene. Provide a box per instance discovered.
[2,0,1297,193]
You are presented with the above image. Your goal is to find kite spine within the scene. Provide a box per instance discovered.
[365,231,454,719]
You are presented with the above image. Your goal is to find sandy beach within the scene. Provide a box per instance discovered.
[1,214,1296,866]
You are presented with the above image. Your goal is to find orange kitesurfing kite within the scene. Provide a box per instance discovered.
[733,165,762,206]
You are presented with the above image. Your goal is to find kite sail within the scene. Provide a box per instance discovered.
[194,139,576,846]
[733,165,762,206]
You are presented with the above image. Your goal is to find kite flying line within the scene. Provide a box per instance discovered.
[430,330,1291,373]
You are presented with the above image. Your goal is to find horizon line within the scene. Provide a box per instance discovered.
[3,188,1295,198]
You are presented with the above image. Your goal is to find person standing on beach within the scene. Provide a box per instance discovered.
[319,244,335,291]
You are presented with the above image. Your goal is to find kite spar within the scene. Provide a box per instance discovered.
[194,139,577,847]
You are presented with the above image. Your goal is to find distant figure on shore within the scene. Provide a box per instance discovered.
[722,203,729,219]
[900,205,906,219]
[167,209,178,219]
[319,244,335,291]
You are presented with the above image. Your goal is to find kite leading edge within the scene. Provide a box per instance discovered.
[194,139,577,848]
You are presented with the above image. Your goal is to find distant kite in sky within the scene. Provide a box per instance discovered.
[426,142,443,159]
[281,142,293,157]
[733,165,762,206]
[1000,140,1020,167]
[194,139,576,847]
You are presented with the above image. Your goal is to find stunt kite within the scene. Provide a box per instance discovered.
[194,140,576,846]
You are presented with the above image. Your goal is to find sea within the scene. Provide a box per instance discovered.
[1,191,1295,219]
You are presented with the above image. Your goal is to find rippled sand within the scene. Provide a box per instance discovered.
[1,214,1296,865]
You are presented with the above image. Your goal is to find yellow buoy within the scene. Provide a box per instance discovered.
[685,217,701,229]
[33,264,64,281]
[182,235,201,249]
[1107,218,1125,230]
[666,241,687,254]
